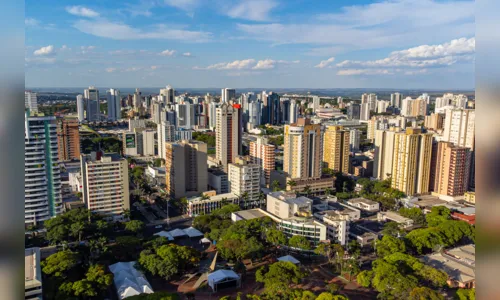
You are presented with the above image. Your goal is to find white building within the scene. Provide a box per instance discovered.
[347,198,380,212]
[187,192,239,217]
[141,130,155,156]
[175,103,196,129]
[373,128,399,180]
[160,85,175,104]
[25,247,43,300]
[76,94,85,122]
[377,100,389,114]
[266,191,313,219]
[25,112,63,227]
[81,152,130,221]
[175,129,193,141]
[312,96,321,112]
[208,102,218,130]
[228,157,261,208]
[221,88,236,103]
[25,91,38,113]
[442,109,475,150]
[360,103,370,121]
[208,168,229,194]
[390,93,402,108]
[289,100,299,124]
[109,261,154,300]
[377,211,414,228]
[157,121,175,160]
[313,211,349,245]
[368,93,377,111]
[107,88,121,121]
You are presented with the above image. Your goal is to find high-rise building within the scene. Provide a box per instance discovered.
[390,93,402,108]
[216,103,239,171]
[133,88,142,109]
[368,94,377,111]
[361,93,368,104]
[160,85,175,104]
[289,100,299,124]
[348,103,361,120]
[442,109,475,150]
[84,86,100,121]
[228,156,261,208]
[57,118,81,161]
[323,125,350,173]
[157,121,175,160]
[424,113,445,131]
[165,140,208,199]
[25,112,63,227]
[107,89,121,121]
[81,152,130,220]
[312,96,321,113]
[208,102,218,130]
[265,92,280,125]
[360,103,370,121]
[377,100,389,114]
[25,91,38,113]
[349,129,361,152]
[249,136,275,186]
[373,128,399,180]
[280,99,291,124]
[284,118,323,179]
[247,101,262,130]
[430,142,470,197]
[391,128,433,196]
[77,94,85,122]
[401,97,427,117]
[221,88,236,103]
[151,101,164,124]
[175,103,196,129]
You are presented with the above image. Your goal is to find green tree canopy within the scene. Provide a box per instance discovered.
[265,228,288,246]
[256,261,307,297]
[138,244,200,280]
[399,207,427,227]
[456,288,475,300]
[425,206,451,227]
[41,250,79,278]
[409,287,445,300]
[289,235,311,250]
[376,235,406,257]
[125,220,145,234]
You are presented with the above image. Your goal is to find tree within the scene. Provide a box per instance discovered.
[302,185,312,196]
[382,221,405,237]
[256,261,306,297]
[325,187,332,196]
[347,240,361,257]
[405,227,446,254]
[426,206,451,227]
[69,221,86,242]
[41,250,79,278]
[138,244,200,280]
[399,207,427,227]
[343,257,360,281]
[456,288,475,300]
[326,282,340,294]
[289,235,311,250]
[125,220,145,234]
[356,270,373,287]
[272,180,281,192]
[409,287,444,300]
[265,228,288,246]
[376,235,406,257]
[72,280,98,297]
[85,264,114,291]
[287,180,297,188]
[316,293,349,300]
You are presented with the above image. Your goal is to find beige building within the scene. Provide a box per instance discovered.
[187,192,239,217]
[228,156,261,208]
[323,125,350,173]
[442,109,475,150]
[216,103,239,171]
[431,142,470,197]
[165,140,208,199]
[401,97,427,117]
[266,191,313,219]
[464,191,475,204]
[284,118,323,180]
[249,136,275,186]
[81,152,130,221]
[373,127,400,180]
[424,113,445,131]
[391,128,433,196]
[25,247,42,300]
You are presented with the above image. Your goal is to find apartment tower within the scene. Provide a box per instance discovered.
[56,118,81,161]
[249,136,276,186]
[431,142,470,197]
[228,156,261,208]
[323,125,350,173]
[216,103,239,171]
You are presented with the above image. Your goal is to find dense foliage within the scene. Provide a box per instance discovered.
[256,261,307,298]
[356,178,405,210]
[81,137,123,154]
[192,132,216,147]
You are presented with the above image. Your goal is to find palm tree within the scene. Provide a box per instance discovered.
[325,187,332,196]
[302,185,312,197]
[271,180,281,192]
[287,180,297,191]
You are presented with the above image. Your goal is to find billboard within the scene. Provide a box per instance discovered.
[125,133,136,148]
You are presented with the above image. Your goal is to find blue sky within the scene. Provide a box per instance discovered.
[25,0,475,89]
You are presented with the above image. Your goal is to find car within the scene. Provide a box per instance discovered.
[155,225,163,229]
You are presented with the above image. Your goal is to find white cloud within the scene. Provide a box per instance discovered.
[182,52,192,57]
[337,69,393,76]
[34,45,55,56]
[25,57,57,65]
[315,57,335,68]
[208,59,256,70]
[73,19,212,42]
[227,0,278,22]
[60,45,69,51]
[150,66,158,70]
[66,6,100,18]
[160,49,176,56]
[109,50,137,55]
[164,0,200,11]
[336,37,475,69]
[106,68,117,73]
[25,18,39,27]
[253,59,275,69]
[80,46,96,54]
[236,0,474,52]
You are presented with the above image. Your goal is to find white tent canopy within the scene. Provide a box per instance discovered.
[109,261,154,300]
[207,270,240,291]
[153,231,174,241]
[200,237,211,244]
[183,227,204,238]
[278,255,300,265]
[168,228,187,238]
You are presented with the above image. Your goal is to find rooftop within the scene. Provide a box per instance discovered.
[378,211,413,223]
[188,192,238,202]
[208,168,227,176]
[25,248,42,289]
[422,245,475,284]
[233,208,273,221]
[348,197,378,205]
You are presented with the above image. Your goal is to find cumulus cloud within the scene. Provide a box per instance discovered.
[34,45,55,56]
[336,37,475,69]
[164,0,200,11]
[160,49,176,56]
[227,0,278,22]
[206,59,256,70]
[337,69,393,76]
[315,57,335,68]
[73,19,212,42]
[66,6,100,18]
[253,59,276,69]
[182,52,192,57]
[195,58,299,70]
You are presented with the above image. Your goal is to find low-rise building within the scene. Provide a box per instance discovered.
[348,225,378,247]
[25,247,42,300]
[377,211,414,228]
[208,168,229,194]
[347,198,380,212]
[286,176,335,195]
[313,211,349,245]
[266,191,313,219]
[464,191,475,204]
[187,193,239,217]
[422,245,475,289]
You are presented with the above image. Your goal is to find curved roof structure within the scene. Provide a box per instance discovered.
[109,261,154,299]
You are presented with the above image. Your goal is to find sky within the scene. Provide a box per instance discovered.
[25,0,475,89]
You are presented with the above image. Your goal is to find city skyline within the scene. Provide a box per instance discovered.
[26,0,475,89]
